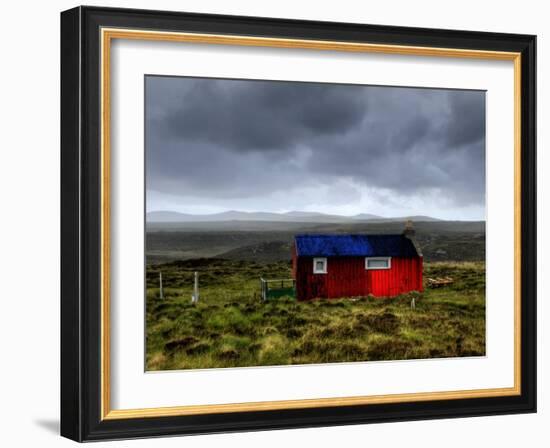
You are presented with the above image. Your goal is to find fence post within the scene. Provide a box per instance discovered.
[191,271,199,303]
[260,278,265,301]
[159,271,164,300]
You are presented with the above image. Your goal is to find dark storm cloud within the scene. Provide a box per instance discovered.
[442,90,486,147]
[145,76,485,211]
[152,79,367,151]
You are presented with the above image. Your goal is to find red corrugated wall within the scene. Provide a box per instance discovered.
[291,243,297,280]
[293,255,423,300]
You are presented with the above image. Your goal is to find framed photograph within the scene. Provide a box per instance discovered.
[60,6,536,442]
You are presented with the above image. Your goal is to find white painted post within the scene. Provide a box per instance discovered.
[411,297,415,309]
[191,271,199,303]
[260,278,266,301]
[159,271,164,300]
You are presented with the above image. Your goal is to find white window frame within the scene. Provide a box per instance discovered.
[313,257,328,274]
[365,256,392,270]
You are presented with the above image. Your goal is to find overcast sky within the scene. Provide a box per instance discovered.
[145,76,486,220]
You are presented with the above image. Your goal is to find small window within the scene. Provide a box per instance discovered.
[313,257,327,274]
[365,257,391,270]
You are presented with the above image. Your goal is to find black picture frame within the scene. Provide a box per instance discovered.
[61,5,536,442]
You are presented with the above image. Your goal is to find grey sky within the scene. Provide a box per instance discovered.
[145,76,486,220]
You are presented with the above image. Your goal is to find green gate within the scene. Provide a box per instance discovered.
[260,278,296,301]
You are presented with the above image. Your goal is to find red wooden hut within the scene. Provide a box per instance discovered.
[291,224,423,300]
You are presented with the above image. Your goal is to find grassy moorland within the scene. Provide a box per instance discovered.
[145,259,485,371]
[146,221,485,264]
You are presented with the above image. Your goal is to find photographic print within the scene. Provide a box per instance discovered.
[145,75,486,371]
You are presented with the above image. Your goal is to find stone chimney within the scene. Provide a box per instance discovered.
[403,220,422,257]
[403,219,415,238]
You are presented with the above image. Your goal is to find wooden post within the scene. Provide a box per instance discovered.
[191,271,199,303]
[159,271,164,300]
[260,278,266,301]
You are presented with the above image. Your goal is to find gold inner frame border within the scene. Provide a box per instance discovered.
[99,27,522,420]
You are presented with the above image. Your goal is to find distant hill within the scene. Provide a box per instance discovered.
[147,210,440,224]
[362,215,442,223]
[352,213,384,220]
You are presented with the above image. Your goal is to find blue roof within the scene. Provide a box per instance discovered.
[294,234,419,257]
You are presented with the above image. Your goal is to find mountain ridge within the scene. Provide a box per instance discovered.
[147,210,442,223]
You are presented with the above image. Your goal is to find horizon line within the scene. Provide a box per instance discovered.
[146,209,486,222]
